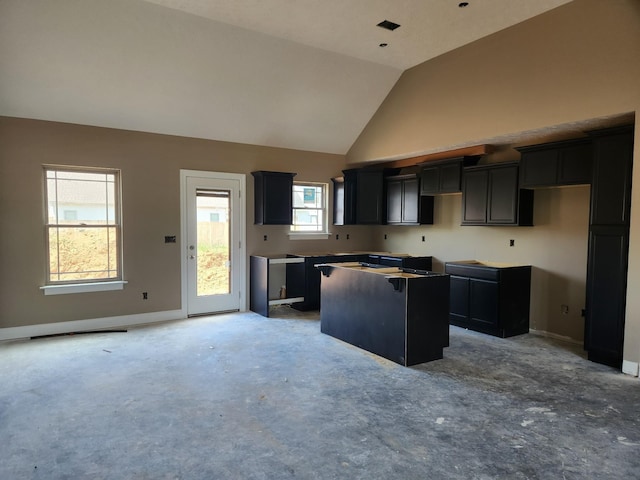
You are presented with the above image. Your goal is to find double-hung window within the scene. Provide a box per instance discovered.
[290,182,329,238]
[42,166,124,294]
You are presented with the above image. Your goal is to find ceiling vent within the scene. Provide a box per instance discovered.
[377,20,401,31]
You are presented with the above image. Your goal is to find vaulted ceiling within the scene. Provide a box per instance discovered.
[0,0,573,155]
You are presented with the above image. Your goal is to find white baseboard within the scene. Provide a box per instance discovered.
[529,329,639,377]
[528,328,582,346]
[0,309,185,342]
[622,360,639,377]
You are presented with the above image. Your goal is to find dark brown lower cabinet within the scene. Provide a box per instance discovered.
[585,227,629,367]
[318,263,450,366]
[446,262,531,338]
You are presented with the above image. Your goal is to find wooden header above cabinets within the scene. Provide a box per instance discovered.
[349,144,493,170]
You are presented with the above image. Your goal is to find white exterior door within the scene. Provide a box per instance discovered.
[181,170,245,316]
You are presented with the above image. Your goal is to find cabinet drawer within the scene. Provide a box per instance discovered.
[444,263,500,281]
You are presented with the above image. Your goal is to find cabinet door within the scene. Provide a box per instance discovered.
[585,227,628,367]
[357,170,384,224]
[439,162,462,193]
[332,179,345,225]
[487,165,518,224]
[402,177,420,223]
[386,179,403,224]
[343,170,358,225]
[519,150,557,187]
[558,143,592,185]
[264,174,293,224]
[469,279,499,329]
[590,131,633,226]
[420,166,439,195]
[461,169,488,224]
[449,275,469,324]
[252,171,294,225]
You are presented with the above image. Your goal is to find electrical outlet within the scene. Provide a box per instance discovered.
[263,235,267,241]
[143,292,148,300]
[509,239,515,247]
[164,235,176,243]
[336,234,339,240]
[422,236,425,242]
[561,304,569,315]
[384,234,387,240]
[346,234,350,240]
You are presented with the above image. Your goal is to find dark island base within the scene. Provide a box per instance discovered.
[318,263,449,366]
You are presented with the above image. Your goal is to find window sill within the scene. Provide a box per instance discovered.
[40,281,128,296]
[288,233,331,241]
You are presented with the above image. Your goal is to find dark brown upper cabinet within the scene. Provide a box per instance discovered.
[251,171,296,225]
[516,138,593,188]
[333,167,400,225]
[419,156,481,195]
[332,169,358,225]
[356,168,387,224]
[386,174,434,225]
[461,163,533,226]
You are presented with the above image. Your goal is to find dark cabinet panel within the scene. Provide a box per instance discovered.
[449,275,469,323]
[558,142,593,185]
[331,177,345,225]
[519,149,557,187]
[518,138,592,188]
[585,125,634,369]
[462,163,533,226]
[461,169,488,224]
[440,162,463,193]
[585,227,629,366]
[342,169,358,225]
[386,178,403,224]
[319,264,450,366]
[251,171,295,225]
[487,165,518,224]
[589,131,634,226]
[419,156,480,195]
[356,169,385,224]
[402,177,420,223]
[445,262,531,338]
[386,174,434,225]
[469,279,499,328]
[420,166,440,195]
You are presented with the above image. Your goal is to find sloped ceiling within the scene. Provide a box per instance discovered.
[0,0,572,154]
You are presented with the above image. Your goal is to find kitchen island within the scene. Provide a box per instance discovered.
[316,262,449,366]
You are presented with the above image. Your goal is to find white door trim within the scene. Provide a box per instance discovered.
[180,170,247,317]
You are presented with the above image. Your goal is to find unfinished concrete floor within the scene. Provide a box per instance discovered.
[2,307,640,479]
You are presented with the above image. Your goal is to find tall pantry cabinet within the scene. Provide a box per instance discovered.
[585,126,634,368]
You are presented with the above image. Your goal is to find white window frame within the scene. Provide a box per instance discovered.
[40,166,126,295]
[289,181,330,240]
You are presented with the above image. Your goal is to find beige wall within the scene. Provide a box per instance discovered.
[0,117,375,329]
[349,0,640,362]
[368,187,590,343]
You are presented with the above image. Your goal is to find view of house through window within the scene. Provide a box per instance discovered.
[291,182,327,233]
[45,167,121,283]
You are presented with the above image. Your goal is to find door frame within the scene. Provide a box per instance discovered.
[180,169,247,317]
